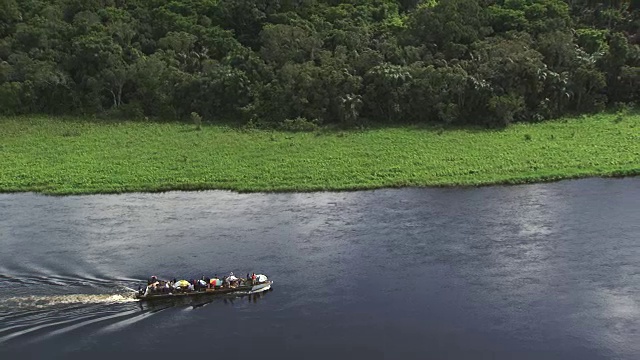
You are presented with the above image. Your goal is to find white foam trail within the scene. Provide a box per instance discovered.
[1,293,138,309]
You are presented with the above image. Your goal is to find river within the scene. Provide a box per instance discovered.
[0,178,638,359]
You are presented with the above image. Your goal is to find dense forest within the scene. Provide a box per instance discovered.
[0,0,639,127]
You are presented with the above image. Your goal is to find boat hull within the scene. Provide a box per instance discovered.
[136,281,273,301]
[249,282,271,293]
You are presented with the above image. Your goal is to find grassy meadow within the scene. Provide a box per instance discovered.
[0,114,638,195]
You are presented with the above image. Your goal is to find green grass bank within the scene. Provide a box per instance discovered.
[1,114,639,195]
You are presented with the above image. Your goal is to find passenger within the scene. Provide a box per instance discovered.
[252,273,256,285]
[198,279,207,290]
[174,280,189,293]
[202,276,211,288]
[227,272,238,287]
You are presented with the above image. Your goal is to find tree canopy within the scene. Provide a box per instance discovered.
[1,0,639,127]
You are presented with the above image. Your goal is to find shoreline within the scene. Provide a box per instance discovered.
[0,170,638,197]
[1,114,639,196]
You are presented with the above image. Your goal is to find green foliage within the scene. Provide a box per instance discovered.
[487,5,528,33]
[279,117,320,132]
[363,63,412,122]
[191,111,202,130]
[1,114,638,194]
[0,82,28,115]
[489,93,525,126]
[260,24,322,66]
[575,28,609,54]
[0,0,637,128]
[257,60,362,124]
[407,0,490,58]
[570,64,607,112]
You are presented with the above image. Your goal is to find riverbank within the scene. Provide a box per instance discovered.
[1,114,638,195]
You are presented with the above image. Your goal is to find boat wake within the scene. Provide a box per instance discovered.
[0,293,138,310]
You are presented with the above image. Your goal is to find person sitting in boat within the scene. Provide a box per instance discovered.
[226,272,239,287]
[173,279,191,293]
[202,275,211,288]
[197,279,208,290]
[210,276,221,289]
[148,275,159,286]
[143,280,160,296]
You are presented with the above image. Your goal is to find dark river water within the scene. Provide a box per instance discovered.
[0,178,639,359]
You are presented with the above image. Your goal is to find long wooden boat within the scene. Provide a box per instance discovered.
[135,280,273,301]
